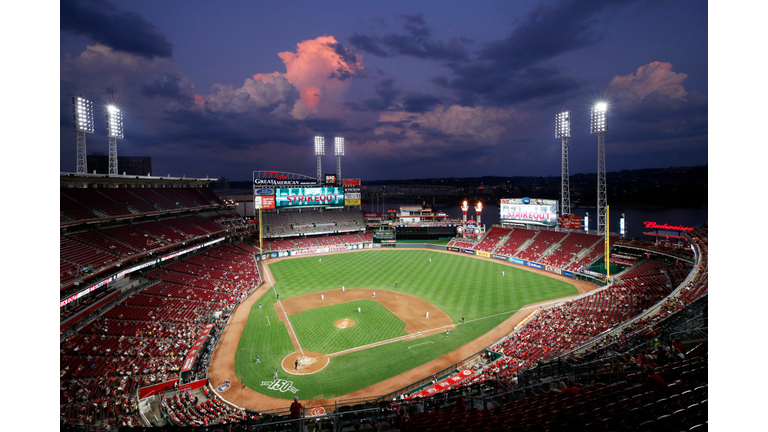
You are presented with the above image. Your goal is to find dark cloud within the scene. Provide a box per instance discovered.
[435,0,634,105]
[349,34,389,57]
[345,79,400,112]
[399,13,430,38]
[402,93,442,113]
[140,74,194,105]
[327,41,363,80]
[61,0,173,59]
[350,14,468,62]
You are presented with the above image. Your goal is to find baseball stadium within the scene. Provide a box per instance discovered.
[59,129,708,431]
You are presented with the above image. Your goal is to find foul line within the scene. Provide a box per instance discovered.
[408,341,434,350]
[262,262,304,357]
[266,316,271,326]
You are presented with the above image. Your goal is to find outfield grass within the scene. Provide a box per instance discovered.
[238,249,578,400]
[290,300,407,353]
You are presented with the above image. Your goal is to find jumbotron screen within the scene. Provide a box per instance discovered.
[500,198,559,227]
[275,187,344,208]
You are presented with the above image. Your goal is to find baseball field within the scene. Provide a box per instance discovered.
[210,249,588,408]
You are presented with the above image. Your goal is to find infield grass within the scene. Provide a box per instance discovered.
[237,249,579,400]
[290,300,407,353]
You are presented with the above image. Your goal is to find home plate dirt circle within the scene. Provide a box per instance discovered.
[334,319,355,329]
[282,351,329,375]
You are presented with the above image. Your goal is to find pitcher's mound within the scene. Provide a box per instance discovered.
[334,319,355,329]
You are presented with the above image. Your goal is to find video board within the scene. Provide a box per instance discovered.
[500,197,559,227]
[275,187,344,208]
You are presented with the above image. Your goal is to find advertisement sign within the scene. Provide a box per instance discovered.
[253,172,316,187]
[407,369,474,399]
[476,251,490,257]
[262,196,276,209]
[492,254,507,260]
[364,212,382,218]
[461,248,476,255]
[560,214,582,230]
[181,323,215,373]
[275,187,344,208]
[545,265,562,275]
[510,257,525,265]
[526,261,543,269]
[563,270,574,278]
[254,195,262,209]
[254,188,274,196]
[500,198,559,227]
[343,179,361,207]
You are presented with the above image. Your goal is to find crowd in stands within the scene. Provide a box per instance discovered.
[61,187,223,224]
[262,232,368,252]
[60,241,260,430]
[60,214,232,287]
[261,209,364,238]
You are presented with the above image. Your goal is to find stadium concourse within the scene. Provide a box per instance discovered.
[60,182,707,431]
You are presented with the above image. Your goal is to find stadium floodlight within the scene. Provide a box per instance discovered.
[555,111,570,139]
[591,102,609,234]
[334,136,344,181]
[590,102,608,134]
[106,104,125,175]
[556,110,571,216]
[314,136,325,185]
[73,95,95,174]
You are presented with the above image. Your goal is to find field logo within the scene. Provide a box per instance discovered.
[217,382,231,392]
[310,407,326,416]
[261,379,299,394]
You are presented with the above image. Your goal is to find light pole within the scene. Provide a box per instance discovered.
[590,102,608,235]
[72,95,94,174]
[334,136,344,182]
[106,104,124,175]
[555,110,571,216]
[314,136,325,185]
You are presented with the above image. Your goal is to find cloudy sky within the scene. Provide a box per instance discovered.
[58,0,708,181]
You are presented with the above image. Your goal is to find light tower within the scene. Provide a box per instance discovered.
[590,102,608,234]
[106,105,124,175]
[314,136,325,185]
[461,200,469,223]
[475,201,483,225]
[334,136,344,182]
[555,109,571,216]
[72,95,94,174]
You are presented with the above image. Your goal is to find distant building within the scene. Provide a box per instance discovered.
[87,153,152,176]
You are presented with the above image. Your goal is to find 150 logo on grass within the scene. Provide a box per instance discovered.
[261,379,299,394]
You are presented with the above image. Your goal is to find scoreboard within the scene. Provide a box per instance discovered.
[500,197,559,227]
[275,187,344,208]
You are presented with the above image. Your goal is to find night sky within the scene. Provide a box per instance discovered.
[58,0,708,181]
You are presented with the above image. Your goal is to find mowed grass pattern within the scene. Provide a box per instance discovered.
[290,300,407,354]
[241,250,579,399]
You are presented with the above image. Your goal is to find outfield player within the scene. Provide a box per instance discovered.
[274,368,279,379]
[358,307,361,314]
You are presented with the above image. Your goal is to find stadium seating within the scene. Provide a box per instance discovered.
[59,241,260,429]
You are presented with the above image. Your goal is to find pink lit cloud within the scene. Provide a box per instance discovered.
[608,61,688,101]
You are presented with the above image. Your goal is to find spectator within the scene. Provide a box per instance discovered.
[290,396,302,418]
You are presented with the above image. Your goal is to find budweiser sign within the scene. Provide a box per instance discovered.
[643,221,694,231]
